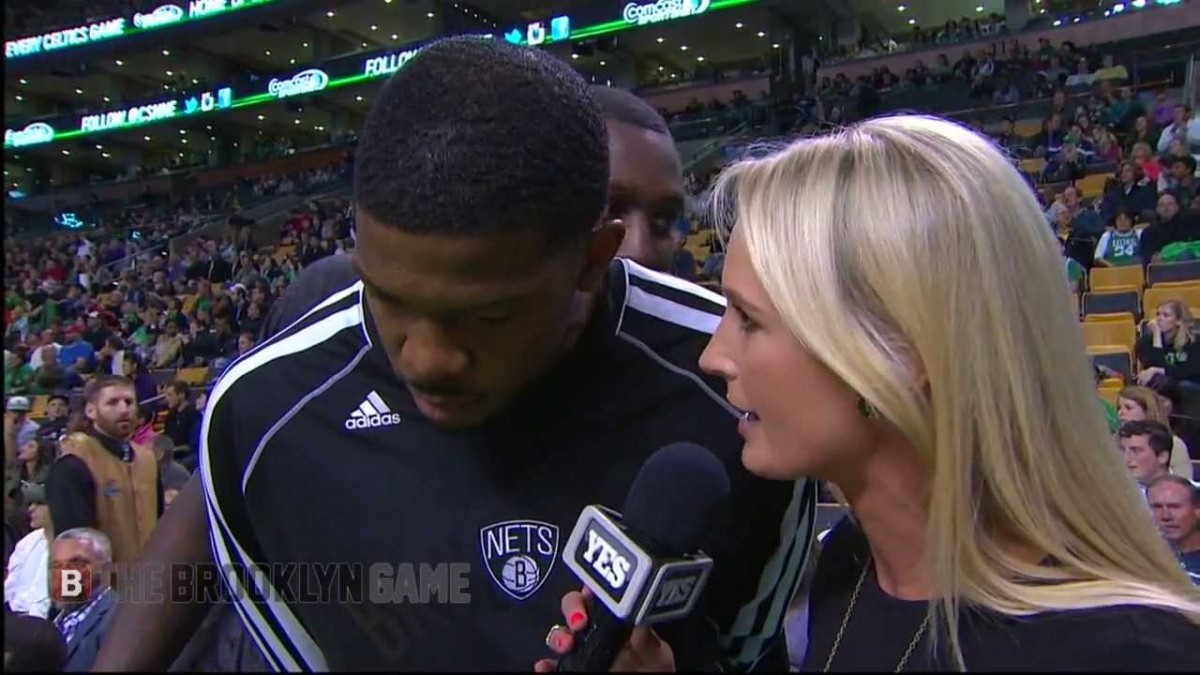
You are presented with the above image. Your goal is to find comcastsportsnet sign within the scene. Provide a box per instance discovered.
[5,0,278,60]
[4,122,56,149]
[622,0,712,26]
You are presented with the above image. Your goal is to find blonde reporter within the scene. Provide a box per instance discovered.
[538,115,1200,671]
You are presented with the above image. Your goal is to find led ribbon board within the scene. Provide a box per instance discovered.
[5,0,277,60]
[2,0,763,145]
[3,87,233,148]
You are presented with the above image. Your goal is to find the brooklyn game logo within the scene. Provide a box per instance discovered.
[479,519,560,601]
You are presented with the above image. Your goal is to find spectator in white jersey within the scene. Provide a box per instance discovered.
[94,37,814,672]
[1093,209,1144,267]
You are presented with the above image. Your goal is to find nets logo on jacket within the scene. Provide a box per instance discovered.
[479,520,560,601]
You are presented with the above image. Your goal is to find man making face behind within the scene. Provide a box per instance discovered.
[95,37,814,671]
[591,85,689,274]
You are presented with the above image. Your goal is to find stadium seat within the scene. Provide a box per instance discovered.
[1019,157,1047,174]
[1089,266,1144,293]
[1097,383,1122,405]
[1143,286,1200,316]
[1081,319,1136,351]
[1082,290,1141,321]
[1147,260,1200,287]
[28,395,49,420]
[1014,119,1041,137]
[150,369,178,387]
[1076,173,1109,199]
[273,245,297,263]
[176,367,211,386]
[1087,347,1134,381]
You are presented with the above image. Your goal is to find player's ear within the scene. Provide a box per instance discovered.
[576,218,624,293]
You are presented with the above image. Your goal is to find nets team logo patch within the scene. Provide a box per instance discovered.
[479,520,560,601]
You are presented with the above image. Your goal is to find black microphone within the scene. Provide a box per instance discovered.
[556,442,731,672]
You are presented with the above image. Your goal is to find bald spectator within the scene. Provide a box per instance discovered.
[50,528,118,672]
[151,435,190,494]
[27,330,60,371]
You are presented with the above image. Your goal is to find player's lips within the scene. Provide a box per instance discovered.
[410,390,482,419]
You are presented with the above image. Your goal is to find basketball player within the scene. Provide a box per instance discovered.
[93,37,814,670]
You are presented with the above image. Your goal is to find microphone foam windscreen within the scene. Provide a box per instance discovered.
[621,442,732,555]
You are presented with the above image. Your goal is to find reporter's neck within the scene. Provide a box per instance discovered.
[836,434,932,601]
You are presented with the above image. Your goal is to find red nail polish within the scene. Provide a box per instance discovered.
[554,635,567,652]
[568,611,585,630]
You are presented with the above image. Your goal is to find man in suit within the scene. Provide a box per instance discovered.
[49,528,117,672]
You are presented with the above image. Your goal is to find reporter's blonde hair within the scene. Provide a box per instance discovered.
[709,115,1200,668]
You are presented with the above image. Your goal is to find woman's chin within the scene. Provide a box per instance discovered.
[741,439,806,481]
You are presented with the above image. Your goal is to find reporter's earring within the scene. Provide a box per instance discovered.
[857,395,879,420]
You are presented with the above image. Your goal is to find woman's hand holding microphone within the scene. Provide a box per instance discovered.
[534,587,676,673]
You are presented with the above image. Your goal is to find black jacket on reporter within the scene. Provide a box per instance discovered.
[200,253,815,671]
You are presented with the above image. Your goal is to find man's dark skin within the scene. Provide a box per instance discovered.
[94,117,686,673]
[95,218,623,671]
[607,119,688,273]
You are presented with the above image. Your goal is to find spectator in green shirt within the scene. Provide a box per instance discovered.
[4,347,34,395]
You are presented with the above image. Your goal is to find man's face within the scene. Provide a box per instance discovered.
[86,384,137,439]
[1158,194,1180,221]
[47,398,66,419]
[51,538,107,610]
[1120,434,1169,485]
[1149,482,1198,547]
[606,121,686,273]
[1172,161,1192,180]
[1063,187,1081,209]
[353,213,603,429]
[237,334,254,354]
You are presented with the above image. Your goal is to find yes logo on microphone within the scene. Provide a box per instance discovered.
[581,527,634,593]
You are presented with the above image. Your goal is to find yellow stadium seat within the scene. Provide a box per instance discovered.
[1014,119,1041,137]
[1143,286,1200,317]
[28,395,49,420]
[1076,174,1109,199]
[1020,158,1047,174]
[1089,265,1144,293]
[1081,320,1136,351]
[273,245,297,263]
[176,367,210,386]
[1097,385,1121,405]
[1084,312,1136,325]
